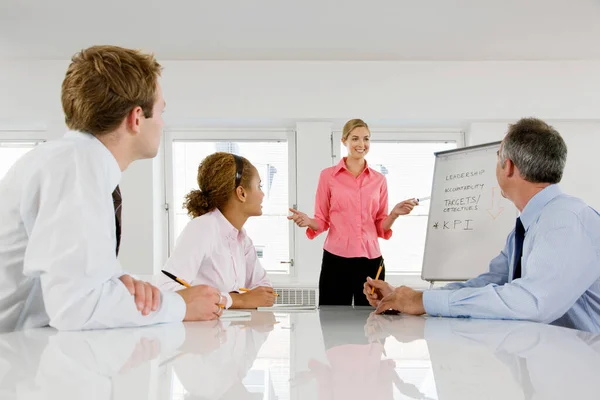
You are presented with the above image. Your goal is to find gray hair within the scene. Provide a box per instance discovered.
[499,118,567,184]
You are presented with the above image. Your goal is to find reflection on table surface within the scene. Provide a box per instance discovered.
[1,307,598,399]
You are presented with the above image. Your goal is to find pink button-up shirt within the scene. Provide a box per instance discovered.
[307,158,392,259]
[158,209,271,308]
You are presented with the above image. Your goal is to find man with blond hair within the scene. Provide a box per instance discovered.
[0,45,224,331]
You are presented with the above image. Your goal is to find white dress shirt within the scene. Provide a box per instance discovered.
[0,131,185,332]
[158,208,271,308]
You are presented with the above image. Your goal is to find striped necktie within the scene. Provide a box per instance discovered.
[112,185,122,255]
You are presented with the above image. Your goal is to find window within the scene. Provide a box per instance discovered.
[0,141,43,180]
[333,130,463,281]
[166,130,295,275]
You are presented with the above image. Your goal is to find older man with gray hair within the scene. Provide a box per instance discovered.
[365,117,600,333]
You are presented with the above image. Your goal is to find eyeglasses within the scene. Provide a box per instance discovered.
[233,154,244,188]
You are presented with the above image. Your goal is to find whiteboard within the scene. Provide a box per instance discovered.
[421,141,518,281]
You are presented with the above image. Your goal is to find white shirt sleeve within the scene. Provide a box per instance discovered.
[22,152,185,330]
[157,218,233,309]
[157,220,208,291]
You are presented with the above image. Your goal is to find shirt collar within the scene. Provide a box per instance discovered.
[333,157,371,176]
[212,208,246,240]
[520,184,562,230]
[64,130,122,192]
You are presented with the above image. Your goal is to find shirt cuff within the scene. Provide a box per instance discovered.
[381,228,393,240]
[377,220,393,240]
[306,219,326,239]
[222,292,233,309]
[306,227,318,239]
[162,291,187,322]
[113,271,136,280]
[423,289,451,317]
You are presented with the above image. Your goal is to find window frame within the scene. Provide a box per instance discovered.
[0,128,48,141]
[0,129,48,179]
[163,128,297,278]
[332,128,465,288]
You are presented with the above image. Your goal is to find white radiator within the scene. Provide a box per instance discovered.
[273,287,318,306]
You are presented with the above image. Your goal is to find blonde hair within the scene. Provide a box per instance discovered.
[61,45,162,136]
[342,118,370,141]
[184,152,254,218]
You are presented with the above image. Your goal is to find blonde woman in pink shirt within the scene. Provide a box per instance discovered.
[158,152,277,309]
[289,119,418,306]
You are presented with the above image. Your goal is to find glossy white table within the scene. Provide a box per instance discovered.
[0,307,598,399]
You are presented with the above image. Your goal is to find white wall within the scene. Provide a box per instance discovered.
[1,60,599,284]
[291,122,331,286]
[159,61,600,120]
[468,121,600,211]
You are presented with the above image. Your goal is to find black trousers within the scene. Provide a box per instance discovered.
[318,250,385,306]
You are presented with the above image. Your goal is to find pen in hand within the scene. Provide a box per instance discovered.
[161,270,191,288]
[371,259,384,295]
[162,270,225,308]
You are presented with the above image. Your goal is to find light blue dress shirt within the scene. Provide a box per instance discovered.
[423,185,600,333]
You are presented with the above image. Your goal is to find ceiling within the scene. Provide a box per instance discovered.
[1,0,599,61]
